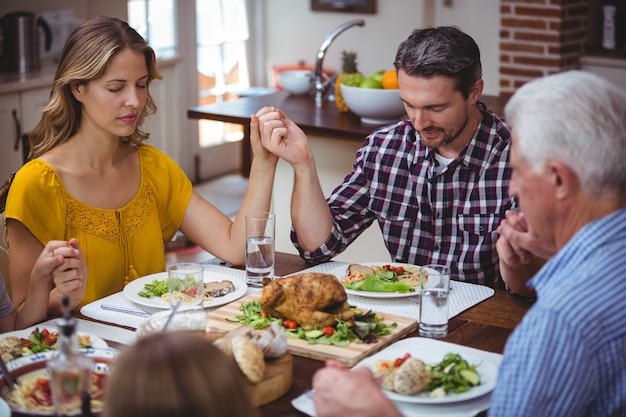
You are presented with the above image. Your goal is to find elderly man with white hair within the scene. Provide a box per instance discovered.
[487,70,626,416]
[309,70,626,417]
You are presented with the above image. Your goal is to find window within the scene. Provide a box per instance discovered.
[128,0,250,148]
[196,0,250,146]
[127,0,176,58]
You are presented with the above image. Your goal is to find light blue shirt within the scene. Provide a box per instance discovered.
[489,208,626,417]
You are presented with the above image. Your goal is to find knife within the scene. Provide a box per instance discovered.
[100,304,150,317]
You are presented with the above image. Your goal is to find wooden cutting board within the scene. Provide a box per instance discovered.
[206,293,417,367]
[246,353,293,407]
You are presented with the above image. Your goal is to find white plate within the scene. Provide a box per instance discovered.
[2,348,119,416]
[356,338,498,404]
[0,326,108,352]
[123,270,247,309]
[5,347,119,370]
[328,262,440,299]
[0,397,9,417]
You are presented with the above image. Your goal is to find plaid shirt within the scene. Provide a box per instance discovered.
[292,102,512,287]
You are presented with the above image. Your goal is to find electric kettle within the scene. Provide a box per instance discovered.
[0,11,52,73]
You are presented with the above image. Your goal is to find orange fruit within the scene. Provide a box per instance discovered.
[381,70,399,89]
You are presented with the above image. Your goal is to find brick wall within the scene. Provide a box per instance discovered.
[499,0,590,97]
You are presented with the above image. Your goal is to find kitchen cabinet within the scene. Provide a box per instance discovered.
[0,86,49,181]
[0,92,22,181]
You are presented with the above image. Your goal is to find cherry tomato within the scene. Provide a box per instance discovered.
[44,333,58,346]
[182,287,198,297]
[259,311,268,318]
[394,352,411,367]
[322,326,335,336]
[283,319,297,329]
[41,329,49,337]
[395,266,405,274]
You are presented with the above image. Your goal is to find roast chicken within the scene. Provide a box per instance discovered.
[260,273,356,330]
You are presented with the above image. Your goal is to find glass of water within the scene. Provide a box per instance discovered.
[418,264,451,338]
[245,212,275,287]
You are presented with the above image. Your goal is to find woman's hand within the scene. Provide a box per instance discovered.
[255,106,314,169]
[249,107,279,167]
[49,238,87,309]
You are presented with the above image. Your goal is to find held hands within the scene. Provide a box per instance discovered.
[496,208,554,296]
[249,110,278,167]
[312,360,402,417]
[33,238,87,309]
[253,106,314,168]
[496,208,555,266]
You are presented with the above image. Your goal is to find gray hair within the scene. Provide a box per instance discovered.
[505,70,626,199]
[394,26,482,99]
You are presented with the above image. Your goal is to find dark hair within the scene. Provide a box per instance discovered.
[394,26,482,98]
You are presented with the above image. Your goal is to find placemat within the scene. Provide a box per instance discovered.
[80,265,252,329]
[293,262,495,321]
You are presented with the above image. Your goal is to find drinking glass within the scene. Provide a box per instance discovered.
[168,263,204,308]
[245,212,275,287]
[418,265,451,338]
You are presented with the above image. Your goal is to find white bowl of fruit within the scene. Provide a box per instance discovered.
[339,70,406,124]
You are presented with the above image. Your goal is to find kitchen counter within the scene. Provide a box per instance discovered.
[0,59,57,94]
[188,91,508,176]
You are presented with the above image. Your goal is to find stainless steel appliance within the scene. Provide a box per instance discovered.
[0,11,52,73]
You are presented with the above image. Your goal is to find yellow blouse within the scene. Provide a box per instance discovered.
[5,145,193,307]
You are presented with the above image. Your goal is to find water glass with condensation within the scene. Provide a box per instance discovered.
[418,265,451,338]
[245,212,275,287]
[168,263,204,308]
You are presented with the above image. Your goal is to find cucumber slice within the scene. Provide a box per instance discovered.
[304,329,324,339]
[460,369,480,386]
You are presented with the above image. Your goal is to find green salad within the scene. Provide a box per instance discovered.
[344,264,416,293]
[226,300,397,346]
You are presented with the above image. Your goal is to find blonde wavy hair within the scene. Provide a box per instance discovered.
[28,16,162,159]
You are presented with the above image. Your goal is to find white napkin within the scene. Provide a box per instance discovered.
[292,338,501,417]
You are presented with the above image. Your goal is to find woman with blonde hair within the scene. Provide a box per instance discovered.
[4,16,277,317]
[103,332,258,417]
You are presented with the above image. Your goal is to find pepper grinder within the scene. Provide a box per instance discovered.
[47,296,93,415]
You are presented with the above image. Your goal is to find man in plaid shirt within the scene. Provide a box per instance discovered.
[256,27,513,287]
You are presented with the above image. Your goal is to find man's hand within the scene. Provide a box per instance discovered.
[312,359,403,417]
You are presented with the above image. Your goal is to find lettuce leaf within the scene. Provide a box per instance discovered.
[345,274,413,293]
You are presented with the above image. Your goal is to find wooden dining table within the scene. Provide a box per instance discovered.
[65,250,531,417]
[1,250,532,416]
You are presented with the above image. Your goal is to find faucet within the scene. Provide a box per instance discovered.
[313,19,365,108]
